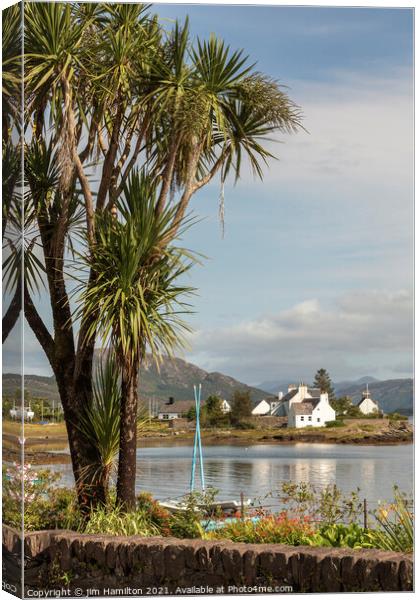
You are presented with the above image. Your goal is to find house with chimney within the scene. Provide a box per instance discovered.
[157,399,194,420]
[272,383,336,428]
[157,396,231,420]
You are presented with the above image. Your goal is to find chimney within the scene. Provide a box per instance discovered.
[278,391,283,400]
[167,397,175,405]
[298,382,308,396]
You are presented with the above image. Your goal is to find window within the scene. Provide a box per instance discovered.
[308,416,312,421]
[317,418,320,422]
[300,416,305,421]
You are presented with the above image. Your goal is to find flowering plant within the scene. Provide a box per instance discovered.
[3,464,76,531]
[206,512,315,545]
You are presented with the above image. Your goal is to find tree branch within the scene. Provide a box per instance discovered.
[61,76,95,247]
[96,98,124,211]
[192,151,225,193]
[24,283,55,367]
[155,134,181,216]
[115,116,150,199]
[2,276,21,343]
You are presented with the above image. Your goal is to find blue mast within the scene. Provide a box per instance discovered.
[190,384,205,492]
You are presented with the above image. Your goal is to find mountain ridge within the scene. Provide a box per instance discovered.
[3,363,413,415]
[2,355,270,406]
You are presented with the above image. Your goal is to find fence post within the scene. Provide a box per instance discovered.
[240,491,245,520]
[363,499,368,529]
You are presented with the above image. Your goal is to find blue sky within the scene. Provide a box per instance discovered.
[3,3,414,387]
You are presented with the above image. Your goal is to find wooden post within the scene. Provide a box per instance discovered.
[240,491,245,520]
[363,499,368,529]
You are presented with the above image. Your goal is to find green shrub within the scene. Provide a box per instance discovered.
[360,424,375,432]
[137,492,171,534]
[367,487,413,552]
[82,504,160,536]
[168,488,220,539]
[279,482,363,526]
[309,523,372,549]
[232,420,256,430]
[387,412,409,421]
[325,420,345,428]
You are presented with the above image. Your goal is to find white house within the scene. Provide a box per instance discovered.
[157,400,194,420]
[9,406,35,421]
[252,399,271,415]
[252,394,283,416]
[357,386,380,415]
[288,391,336,428]
[269,383,335,428]
[157,397,231,420]
[220,399,231,414]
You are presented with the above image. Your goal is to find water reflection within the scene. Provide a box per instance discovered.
[43,442,413,504]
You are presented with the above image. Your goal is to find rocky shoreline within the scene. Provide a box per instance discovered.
[3,420,412,464]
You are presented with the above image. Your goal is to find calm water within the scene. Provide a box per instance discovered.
[46,442,413,505]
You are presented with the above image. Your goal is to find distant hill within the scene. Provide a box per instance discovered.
[259,376,379,395]
[335,379,413,415]
[2,355,269,407]
[335,376,379,390]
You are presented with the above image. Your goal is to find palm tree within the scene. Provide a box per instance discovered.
[21,3,303,509]
[76,172,196,509]
[77,351,150,502]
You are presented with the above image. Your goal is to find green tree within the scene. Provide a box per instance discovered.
[230,390,253,423]
[331,396,351,416]
[17,2,302,509]
[204,395,227,427]
[77,172,196,508]
[2,397,13,418]
[314,368,335,400]
[330,396,362,418]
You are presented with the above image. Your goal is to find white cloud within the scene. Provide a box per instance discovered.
[238,68,413,193]
[186,289,413,384]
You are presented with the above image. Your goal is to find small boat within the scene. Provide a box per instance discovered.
[159,497,251,517]
[159,384,251,517]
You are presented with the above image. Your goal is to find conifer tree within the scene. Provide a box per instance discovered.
[313,368,335,400]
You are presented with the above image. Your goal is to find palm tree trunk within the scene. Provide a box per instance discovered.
[24,284,107,511]
[116,362,139,510]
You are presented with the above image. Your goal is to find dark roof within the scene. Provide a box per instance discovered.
[307,387,321,398]
[253,396,278,406]
[293,400,319,415]
[158,400,195,414]
[279,389,299,404]
[357,398,379,408]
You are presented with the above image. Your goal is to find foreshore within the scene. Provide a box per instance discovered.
[3,418,413,464]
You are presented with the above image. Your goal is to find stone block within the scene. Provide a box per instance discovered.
[398,557,413,591]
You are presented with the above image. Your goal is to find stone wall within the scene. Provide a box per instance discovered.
[249,416,287,428]
[168,418,195,431]
[2,526,413,595]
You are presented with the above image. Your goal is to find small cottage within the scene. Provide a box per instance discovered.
[357,386,380,415]
[252,392,283,416]
[157,399,194,420]
[157,397,231,420]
